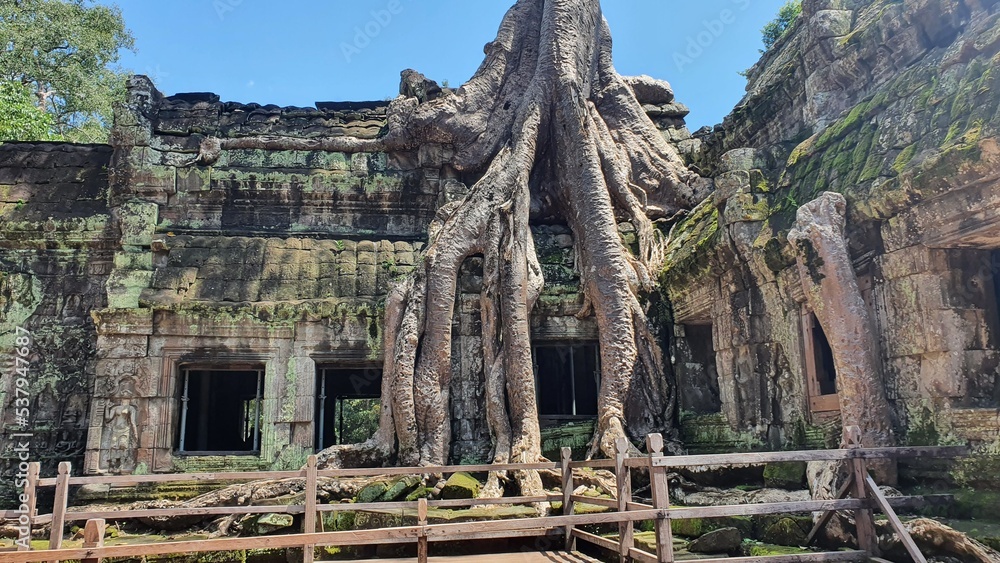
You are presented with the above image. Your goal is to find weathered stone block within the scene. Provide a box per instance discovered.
[119,202,159,247]
[106,270,154,309]
[113,251,153,270]
[357,265,378,296]
[96,335,149,359]
[440,472,481,499]
[150,267,198,291]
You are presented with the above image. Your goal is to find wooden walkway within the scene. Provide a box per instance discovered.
[347,553,603,563]
[6,428,968,563]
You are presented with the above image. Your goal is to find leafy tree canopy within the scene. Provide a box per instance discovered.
[0,0,134,142]
[761,0,802,51]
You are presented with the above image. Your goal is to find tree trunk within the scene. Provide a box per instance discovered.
[788,193,895,461]
[198,0,697,496]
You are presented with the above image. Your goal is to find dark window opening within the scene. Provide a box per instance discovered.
[803,312,839,414]
[812,322,837,396]
[315,366,382,450]
[533,344,600,420]
[681,324,722,414]
[989,251,1000,405]
[177,368,263,455]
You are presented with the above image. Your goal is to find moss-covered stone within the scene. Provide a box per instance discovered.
[761,517,809,547]
[381,476,421,502]
[762,461,806,489]
[672,516,753,539]
[251,513,294,535]
[356,480,391,504]
[440,472,481,500]
[749,543,813,556]
[404,486,434,502]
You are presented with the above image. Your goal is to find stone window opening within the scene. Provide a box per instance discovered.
[802,312,839,413]
[315,365,383,450]
[533,343,600,422]
[176,366,264,456]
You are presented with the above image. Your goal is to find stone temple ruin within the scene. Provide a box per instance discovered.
[2,0,1000,516]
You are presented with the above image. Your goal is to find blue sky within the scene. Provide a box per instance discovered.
[104,0,788,129]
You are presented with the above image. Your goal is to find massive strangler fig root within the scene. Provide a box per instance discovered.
[198,0,699,498]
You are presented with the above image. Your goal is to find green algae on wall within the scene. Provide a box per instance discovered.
[662,199,721,292]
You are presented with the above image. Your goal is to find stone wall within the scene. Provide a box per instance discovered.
[0,143,117,503]
[665,0,1000,451]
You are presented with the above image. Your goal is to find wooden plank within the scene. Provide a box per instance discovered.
[647,433,674,563]
[573,529,619,552]
[302,455,317,563]
[629,547,659,563]
[671,499,864,520]
[29,446,966,490]
[623,457,653,468]
[686,551,868,563]
[44,469,307,487]
[569,459,616,469]
[615,438,633,563]
[47,461,71,558]
[317,501,410,513]
[80,519,105,563]
[431,495,557,508]
[864,474,927,563]
[562,447,576,552]
[60,505,305,522]
[337,553,602,563]
[0,527,424,562]
[627,501,654,511]
[422,509,664,538]
[417,497,428,563]
[805,473,854,546]
[317,461,560,478]
[651,449,850,468]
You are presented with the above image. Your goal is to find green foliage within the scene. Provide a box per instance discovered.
[761,0,802,51]
[0,0,135,142]
[338,398,380,444]
[0,81,57,140]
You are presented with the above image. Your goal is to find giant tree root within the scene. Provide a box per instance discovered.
[196,0,699,499]
[893,518,1000,563]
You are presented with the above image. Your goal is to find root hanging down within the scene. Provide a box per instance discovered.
[198,0,700,498]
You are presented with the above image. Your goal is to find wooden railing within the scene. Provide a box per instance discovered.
[3,428,968,563]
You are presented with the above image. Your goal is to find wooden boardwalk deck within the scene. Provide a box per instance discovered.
[342,552,604,563]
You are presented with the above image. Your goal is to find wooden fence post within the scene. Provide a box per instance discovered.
[561,447,576,551]
[18,462,40,552]
[81,518,106,563]
[615,438,633,563]
[48,461,71,557]
[646,434,674,563]
[844,426,878,557]
[303,455,318,563]
[417,497,429,563]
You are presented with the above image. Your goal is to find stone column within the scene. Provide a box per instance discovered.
[788,193,895,455]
